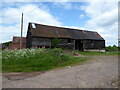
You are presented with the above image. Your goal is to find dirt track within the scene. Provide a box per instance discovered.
[2,55,118,88]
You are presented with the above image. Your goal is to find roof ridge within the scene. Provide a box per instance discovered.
[29,22,97,33]
[13,36,26,38]
[28,22,104,40]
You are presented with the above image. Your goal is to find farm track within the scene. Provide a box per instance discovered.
[2,55,118,88]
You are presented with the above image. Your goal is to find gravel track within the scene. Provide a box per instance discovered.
[2,55,118,88]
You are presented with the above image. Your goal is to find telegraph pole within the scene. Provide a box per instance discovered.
[20,13,23,49]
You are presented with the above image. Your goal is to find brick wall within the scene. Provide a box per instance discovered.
[8,43,26,50]
[8,37,26,50]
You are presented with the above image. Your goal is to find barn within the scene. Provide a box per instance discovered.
[26,23,105,52]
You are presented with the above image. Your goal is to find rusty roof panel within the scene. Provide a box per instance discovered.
[29,23,104,40]
[32,24,72,38]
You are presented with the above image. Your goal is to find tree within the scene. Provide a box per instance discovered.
[105,45,118,52]
[51,37,61,48]
[3,41,12,47]
[113,45,117,47]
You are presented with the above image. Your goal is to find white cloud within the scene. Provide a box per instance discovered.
[53,2,73,10]
[1,3,62,43]
[81,1,118,46]
[79,14,84,19]
[87,8,117,28]
[52,2,80,10]
[0,25,21,42]
[1,1,119,47]
[2,0,70,2]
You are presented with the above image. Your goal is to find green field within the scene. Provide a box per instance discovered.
[2,48,88,72]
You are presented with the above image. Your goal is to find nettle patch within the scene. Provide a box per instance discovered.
[2,48,88,72]
[3,49,43,60]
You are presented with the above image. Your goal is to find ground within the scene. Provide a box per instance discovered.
[2,55,118,88]
[0,51,2,89]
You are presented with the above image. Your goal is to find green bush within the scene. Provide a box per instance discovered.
[51,38,61,48]
[2,48,88,72]
[105,45,118,52]
[3,41,12,47]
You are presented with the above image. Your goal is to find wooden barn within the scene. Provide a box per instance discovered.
[26,23,105,52]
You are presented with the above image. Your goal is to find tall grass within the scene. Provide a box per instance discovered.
[80,51,119,55]
[2,48,88,72]
[0,51,2,73]
[62,48,119,55]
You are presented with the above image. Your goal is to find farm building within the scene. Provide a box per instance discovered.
[8,36,26,50]
[26,23,105,52]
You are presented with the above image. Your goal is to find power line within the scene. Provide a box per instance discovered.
[19,2,48,49]
[24,2,48,15]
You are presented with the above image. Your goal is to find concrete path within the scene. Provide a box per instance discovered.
[2,55,118,88]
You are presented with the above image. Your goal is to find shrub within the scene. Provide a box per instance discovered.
[105,45,118,52]
[51,38,61,48]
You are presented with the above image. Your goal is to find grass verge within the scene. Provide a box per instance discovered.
[0,51,2,73]
[80,51,119,55]
[2,48,88,73]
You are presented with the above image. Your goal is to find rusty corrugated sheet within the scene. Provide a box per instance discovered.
[30,23,104,40]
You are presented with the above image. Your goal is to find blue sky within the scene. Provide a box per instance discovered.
[0,0,118,46]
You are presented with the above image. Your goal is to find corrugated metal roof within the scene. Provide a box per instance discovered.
[29,23,104,40]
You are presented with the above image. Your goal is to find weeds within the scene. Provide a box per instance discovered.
[2,48,88,72]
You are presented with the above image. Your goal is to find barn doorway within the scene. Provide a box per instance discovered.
[75,40,83,51]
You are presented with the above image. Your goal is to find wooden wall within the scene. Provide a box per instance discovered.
[32,38,51,46]
[26,35,105,51]
[31,38,75,49]
[83,40,105,49]
[26,24,32,48]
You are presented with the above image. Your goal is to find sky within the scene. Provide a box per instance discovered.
[0,0,119,46]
